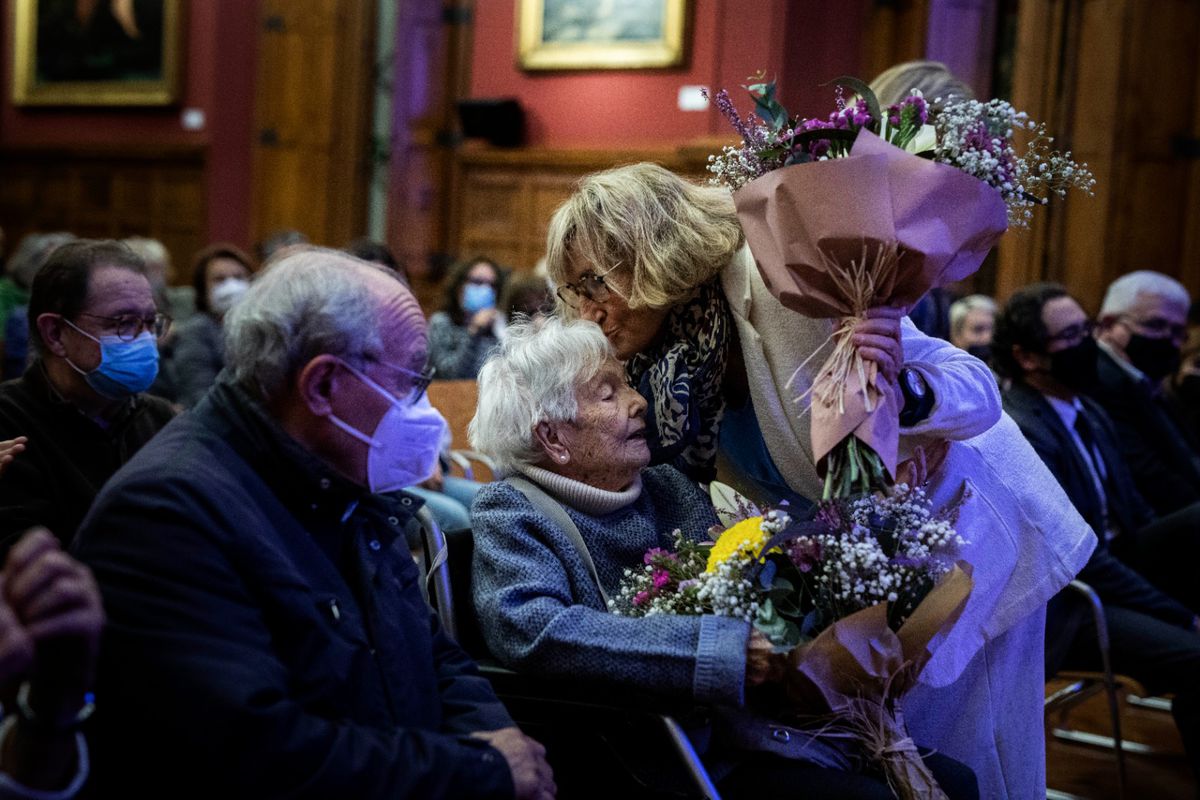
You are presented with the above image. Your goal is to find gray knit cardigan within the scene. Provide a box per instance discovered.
[470,464,752,708]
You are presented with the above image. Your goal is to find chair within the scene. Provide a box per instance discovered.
[1044,580,1132,800]
[426,380,495,482]
[416,511,721,799]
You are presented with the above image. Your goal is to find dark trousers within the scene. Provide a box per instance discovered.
[1058,602,1200,781]
[1112,501,1200,613]
[719,750,978,800]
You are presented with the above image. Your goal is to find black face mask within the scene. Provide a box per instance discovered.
[1049,337,1099,392]
[1125,333,1181,382]
[966,344,992,364]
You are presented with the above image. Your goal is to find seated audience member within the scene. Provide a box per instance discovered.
[948,294,997,361]
[0,527,104,800]
[429,256,506,379]
[172,244,254,408]
[0,240,175,551]
[73,248,554,799]
[498,273,553,332]
[1,234,75,381]
[257,228,309,262]
[346,237,410,285]
[469,317,977,800]
[1164,328,1200,446]
[1091,270,1200,514]
[994,283,1200,778]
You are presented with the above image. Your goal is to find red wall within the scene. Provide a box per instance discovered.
[0,0,259,248]
[468,0,866,147]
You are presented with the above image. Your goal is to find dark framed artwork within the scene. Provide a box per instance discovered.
[517,0,687,71]
[12,0,183,106]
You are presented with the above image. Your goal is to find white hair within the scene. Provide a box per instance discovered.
[949,294,997,338]
[224,247,395,401]
[469,316,612,474]
[1100,271,1190,318]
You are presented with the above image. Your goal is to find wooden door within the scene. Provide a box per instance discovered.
[251,0,376,249]
[996,0,1200,309]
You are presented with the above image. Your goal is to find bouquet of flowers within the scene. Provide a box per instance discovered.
[706,76,1095,497]
[612,484,974,799]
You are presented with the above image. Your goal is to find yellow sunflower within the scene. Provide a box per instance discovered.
[705,516,769,574]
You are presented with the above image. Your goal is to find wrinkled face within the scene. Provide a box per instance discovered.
[555,358,650,486]
[954,308,995,349]
[561,260,668,361]
[1108,291,1189,351]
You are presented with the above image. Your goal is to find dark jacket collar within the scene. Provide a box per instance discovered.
[24,359,139,429]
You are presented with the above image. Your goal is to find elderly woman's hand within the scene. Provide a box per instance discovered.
[745,629,786,686]
[852,307,905,388]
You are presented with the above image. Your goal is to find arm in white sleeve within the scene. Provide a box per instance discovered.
[899,317,1001,441]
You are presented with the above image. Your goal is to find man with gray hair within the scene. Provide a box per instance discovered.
[73,248,556,799]
[1090,270,1200,515]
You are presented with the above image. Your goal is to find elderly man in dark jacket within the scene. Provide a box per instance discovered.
[73,249,555,799]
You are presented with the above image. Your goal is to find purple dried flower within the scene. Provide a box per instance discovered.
[644,547,667,565]
[713,89,755,143]
[633,590,650,607]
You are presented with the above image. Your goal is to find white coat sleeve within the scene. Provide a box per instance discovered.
[899,317,1001,441]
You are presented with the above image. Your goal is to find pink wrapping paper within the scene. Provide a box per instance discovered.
[733,129,1008,476]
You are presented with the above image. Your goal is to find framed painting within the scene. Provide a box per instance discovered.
[11,0,183,106]
[517,0,687,71]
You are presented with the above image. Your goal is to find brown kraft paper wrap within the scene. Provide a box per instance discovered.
[784,564,975,799]
[733,130,1008,478]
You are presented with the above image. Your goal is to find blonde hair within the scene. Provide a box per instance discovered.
[869,60,974,110]
[545,163,744,311]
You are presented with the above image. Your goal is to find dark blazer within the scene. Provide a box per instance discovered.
[1087,348,1200,515]
[74,379,515,799]
[1003,380,1194,671]
[0,361,175,552]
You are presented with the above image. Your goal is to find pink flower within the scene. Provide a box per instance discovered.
[644,548,667,565]
[652,569,671,589]
[633,591,650,607]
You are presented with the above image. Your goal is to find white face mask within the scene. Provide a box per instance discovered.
[210,277,250,316]
[326,361,448,493]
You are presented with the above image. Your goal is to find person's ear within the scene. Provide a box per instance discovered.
[294,355,342,416]
[36,313,69,358]
[1013,344,1047,374]
[534,420,571,465]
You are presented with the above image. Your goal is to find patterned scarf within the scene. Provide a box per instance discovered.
[625,280,731,483]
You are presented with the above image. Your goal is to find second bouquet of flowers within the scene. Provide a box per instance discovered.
[611,484,974,799]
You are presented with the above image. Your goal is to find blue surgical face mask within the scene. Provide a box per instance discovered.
[63,320,159,399]
[462,282,496,315]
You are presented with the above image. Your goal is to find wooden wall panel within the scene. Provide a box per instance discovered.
[0,147,207,281]
[448,146,714,278]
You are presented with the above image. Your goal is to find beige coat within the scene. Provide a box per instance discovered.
[720,245,1096,799]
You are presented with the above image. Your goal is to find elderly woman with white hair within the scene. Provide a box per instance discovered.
[469,316,978,799]
[948,294,998,362]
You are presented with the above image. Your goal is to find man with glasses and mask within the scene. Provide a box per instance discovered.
[73,248,556,799]
[0,239,175,552]
[1091,270,1200,516]
[995,282,1200,782]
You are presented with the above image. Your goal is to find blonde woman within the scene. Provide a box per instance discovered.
[543,163,1095,799]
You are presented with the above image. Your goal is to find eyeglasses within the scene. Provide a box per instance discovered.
[1122,315,1188,341]
[1045,319,1095,345]
[76,312,172,342]
[369,358,437,405]
[556,263,621,309]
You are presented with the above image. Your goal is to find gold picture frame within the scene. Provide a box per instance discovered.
[12,0,183,106]
[517,0,687,71]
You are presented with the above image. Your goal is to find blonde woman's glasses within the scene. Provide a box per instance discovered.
[556,263,621,309]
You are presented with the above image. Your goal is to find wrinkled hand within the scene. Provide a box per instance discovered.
[0,436,27,478]
[419,460,444,492]
[3,528,104,725]
[471,727,556,800]
[469,309,499,336]
[745,629,787,687]
[853,307,905,388]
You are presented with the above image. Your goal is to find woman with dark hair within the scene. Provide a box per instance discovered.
[427,256,506,379]
[172,244,254,408]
